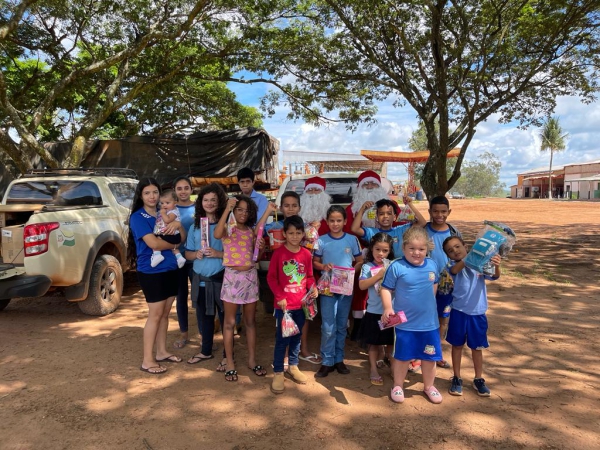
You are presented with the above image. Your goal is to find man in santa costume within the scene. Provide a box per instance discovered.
[300,176,331,236]
[345,170,391,340]
[345,170,391,231]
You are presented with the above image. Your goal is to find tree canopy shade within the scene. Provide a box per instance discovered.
[539,116,568,199]
[0,0,262,176]
[243,0,600,197]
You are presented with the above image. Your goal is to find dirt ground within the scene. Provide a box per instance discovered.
[1,198,600,450]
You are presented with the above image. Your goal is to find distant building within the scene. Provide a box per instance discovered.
[511,159,600,200]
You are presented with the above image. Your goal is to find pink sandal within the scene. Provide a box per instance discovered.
[423,386,443,404]
[390,386,405,403]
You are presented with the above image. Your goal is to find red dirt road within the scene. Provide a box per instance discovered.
[1,198,599,449]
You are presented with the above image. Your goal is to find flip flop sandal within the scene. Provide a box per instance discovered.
[156,355,182,363]
[370,375,384,386]
[408,360,422,373]
[299,353,322,365]
[187,354,214,365]
[249,365,267,377]
[436,359,451,369]
[173,339,190,349]
[216,361,228,372]
[140,365,167,375]
[225,370,238,382]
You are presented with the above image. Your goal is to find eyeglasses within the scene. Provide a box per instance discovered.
[234,207,249,214]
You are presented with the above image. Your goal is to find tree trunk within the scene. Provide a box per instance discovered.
[548,150,554,200]
[63,136,86,168]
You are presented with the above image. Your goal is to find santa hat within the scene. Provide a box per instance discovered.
[304,176,326,192]
[357,170,381,188]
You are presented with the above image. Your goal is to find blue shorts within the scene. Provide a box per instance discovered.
[393,328,442,362]
[436,292,452,318]
[446,309,489,350]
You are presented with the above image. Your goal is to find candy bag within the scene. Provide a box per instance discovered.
[226,211,236,236]
[317,271,332,296]
[281,311,300,337]
[302,290,318,320]
[301,224,319,252]
[252,224,264,262]
[397,204,416,223]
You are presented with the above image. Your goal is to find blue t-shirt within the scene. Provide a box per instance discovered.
[130,208,178,274]
[425,222,461,275]
[360,261,386,314]
[186,222,224,286]
[448,262,496,315]
[250,189,269,220]
[315,233,361,268]
[381,257,439,331]
[177,204,195,252]
[362,224,411,258]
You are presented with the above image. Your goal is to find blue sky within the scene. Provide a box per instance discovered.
[229,81,600,189]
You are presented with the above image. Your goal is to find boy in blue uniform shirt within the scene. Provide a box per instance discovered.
[443,236,501,397]
[351,197,427,257]
[425,195,462,369]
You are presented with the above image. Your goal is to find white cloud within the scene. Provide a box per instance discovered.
[230,80,600,189]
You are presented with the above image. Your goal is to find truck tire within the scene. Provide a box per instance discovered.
[78,255,123,316]
[0,299,10,311]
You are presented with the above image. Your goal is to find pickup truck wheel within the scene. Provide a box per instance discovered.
[78,255,123,316]
[0,299,10,311]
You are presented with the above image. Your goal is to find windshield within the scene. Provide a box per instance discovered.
[6,181,102,206]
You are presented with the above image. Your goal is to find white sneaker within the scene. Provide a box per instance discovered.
[151,252,164,268]
[176,254,186,268]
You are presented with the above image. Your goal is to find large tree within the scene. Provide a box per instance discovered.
[0,0,262,176]
[242,0,599,197]
[539,116,568,199]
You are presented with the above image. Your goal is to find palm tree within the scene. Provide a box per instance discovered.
[539,116,568,199]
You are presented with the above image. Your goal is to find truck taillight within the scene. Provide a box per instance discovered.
[24,222,60,256]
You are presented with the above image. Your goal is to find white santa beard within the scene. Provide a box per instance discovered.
[300,191,332,223]
[351,185,389,228]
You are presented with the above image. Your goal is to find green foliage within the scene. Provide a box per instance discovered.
[241,0,600,197]
[452,152,506,198]
[539,116,568,198]
[0,0,264,173]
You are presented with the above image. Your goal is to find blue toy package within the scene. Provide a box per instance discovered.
[464,221,516,275]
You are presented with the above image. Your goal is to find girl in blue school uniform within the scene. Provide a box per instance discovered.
[380,226,442,404]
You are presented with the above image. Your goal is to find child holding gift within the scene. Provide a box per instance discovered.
[267,215,318,394]
[313,205,363,378]
[380,226,443,404]
[214,195,276,382]
[358,232,395,386]
[443,236,501,397]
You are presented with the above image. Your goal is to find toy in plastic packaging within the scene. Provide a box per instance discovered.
[317,271,332,296]
[281,311,300,337]
[200,217,210,251]
[252,224,264,262]
[437,263,454,295]
[378,311,408,330]
[226,211,237,236]
[371,258,390,293]
[301,290,318,320]
[464,221,516,275]
[330,266,355,296]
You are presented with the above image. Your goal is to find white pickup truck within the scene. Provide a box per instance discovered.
[0,168,138,315]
